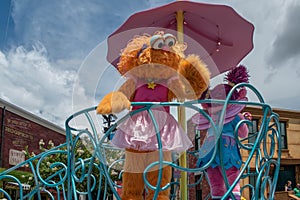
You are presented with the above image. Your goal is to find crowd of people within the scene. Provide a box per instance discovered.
[285,180,300,198]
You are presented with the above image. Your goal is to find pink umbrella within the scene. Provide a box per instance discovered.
[106,1,254,77]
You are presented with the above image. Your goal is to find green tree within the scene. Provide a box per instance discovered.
[22,137,124,198]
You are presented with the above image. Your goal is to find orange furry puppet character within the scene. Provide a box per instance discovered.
[97,32,210,200]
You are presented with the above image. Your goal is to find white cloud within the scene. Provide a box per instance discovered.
[0,44,81,126]
[0,51,9,66]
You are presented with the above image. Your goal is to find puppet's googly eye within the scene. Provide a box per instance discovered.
[150,38,164,49]
[150,35,162,48]
[164,34,176,47]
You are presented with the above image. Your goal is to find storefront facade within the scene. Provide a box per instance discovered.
[0,98,66,199]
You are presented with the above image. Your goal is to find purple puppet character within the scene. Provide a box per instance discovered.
[192,65,252,200]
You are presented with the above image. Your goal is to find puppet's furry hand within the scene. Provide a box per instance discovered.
[96,91,131,114]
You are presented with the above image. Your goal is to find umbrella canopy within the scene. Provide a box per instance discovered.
[106,0,254,78]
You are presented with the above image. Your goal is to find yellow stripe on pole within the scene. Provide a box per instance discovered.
[176,9,188,200]
[176,10,184,43]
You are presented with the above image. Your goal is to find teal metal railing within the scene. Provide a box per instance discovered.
[0,84,281,200]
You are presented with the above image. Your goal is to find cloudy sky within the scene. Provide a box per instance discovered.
[0,0,300,127]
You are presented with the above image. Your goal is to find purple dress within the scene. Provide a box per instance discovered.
[111,78,192,152]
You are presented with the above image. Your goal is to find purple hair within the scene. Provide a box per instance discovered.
[202,65,250,107]
[224,65,250,85]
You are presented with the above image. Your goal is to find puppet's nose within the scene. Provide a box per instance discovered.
[162,45,170,51]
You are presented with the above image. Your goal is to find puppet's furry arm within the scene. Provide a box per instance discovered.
[178,55,210,99]
[96,79,135,114]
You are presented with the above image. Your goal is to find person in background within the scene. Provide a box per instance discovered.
[293,183,300,197]
[285,180,293,192]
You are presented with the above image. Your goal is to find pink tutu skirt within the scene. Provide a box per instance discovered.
[111,109,192,152]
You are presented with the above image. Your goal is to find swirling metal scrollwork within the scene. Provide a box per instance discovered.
[0,83,281,200]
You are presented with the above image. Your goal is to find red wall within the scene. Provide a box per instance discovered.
[0,108,66,169]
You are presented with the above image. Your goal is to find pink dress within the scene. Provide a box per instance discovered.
[111,78,192,152]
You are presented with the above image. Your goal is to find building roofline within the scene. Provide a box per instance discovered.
[244,105,300,119]
[0,98,65,135]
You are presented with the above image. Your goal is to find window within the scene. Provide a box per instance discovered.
[194,129,206,200]
[248,171,262,199]
[248,119,259,145]
[247,119,287,149]
[249,173,257,198]
[195,174,203,200]
[195,129,201,150]
[280,121,287,149]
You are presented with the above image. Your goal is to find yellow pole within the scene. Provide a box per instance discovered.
[176,9,188,200]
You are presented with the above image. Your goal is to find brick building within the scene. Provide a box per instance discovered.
[0,98,66,169]
[0,98,66,198]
